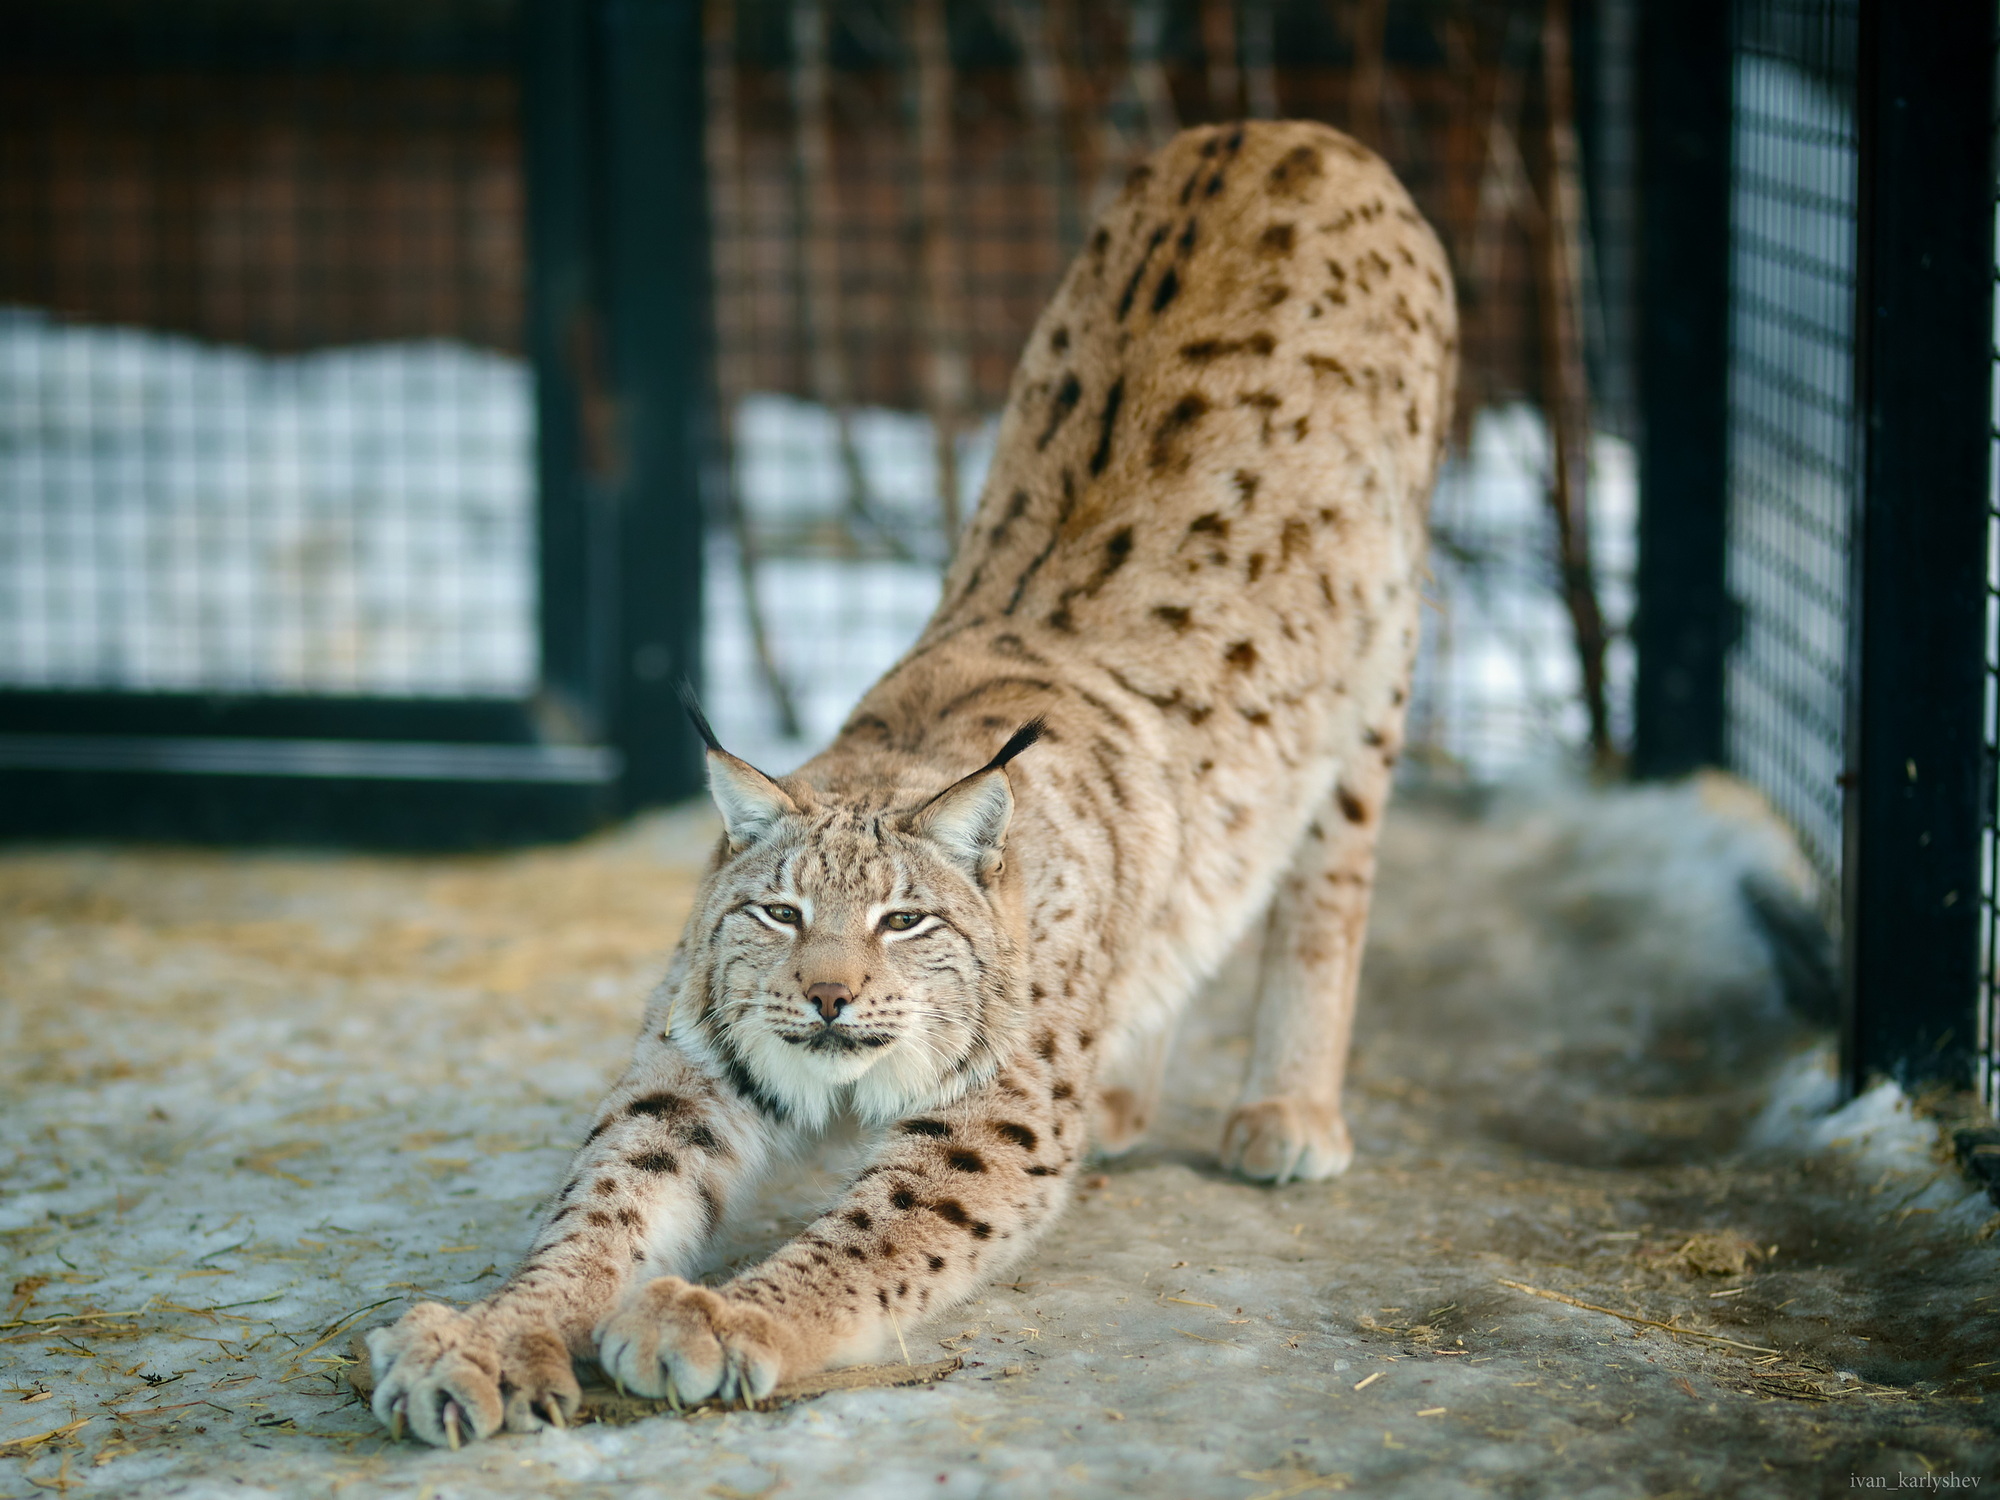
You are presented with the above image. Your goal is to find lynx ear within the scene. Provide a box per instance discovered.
[707,750,800,850]
[910,718,1046,877]
[682,684,799,850]
[914,768,1015,875]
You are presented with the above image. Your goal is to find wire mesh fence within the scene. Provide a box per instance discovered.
[1721,0,1859,899]
[0,0,535,700]
[1,0,1635,793]
[5,0,1994,1102]
[1702,0,1997,1102]
[698,0,1633,778]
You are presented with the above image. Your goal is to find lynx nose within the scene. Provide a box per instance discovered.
[806,982,852,1022]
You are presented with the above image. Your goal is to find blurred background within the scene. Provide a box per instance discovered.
[0,0,1990,1107]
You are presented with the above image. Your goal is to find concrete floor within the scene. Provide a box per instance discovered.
[1,778,1994,1499]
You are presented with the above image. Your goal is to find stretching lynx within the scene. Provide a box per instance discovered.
[369,119,1455,1445]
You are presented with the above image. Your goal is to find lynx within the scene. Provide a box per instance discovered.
[368,119,1456,1446]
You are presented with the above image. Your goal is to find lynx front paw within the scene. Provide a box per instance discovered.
[1220,1098,1354,1184]
[366,1303,579,1447]
[597,1277,795,1405]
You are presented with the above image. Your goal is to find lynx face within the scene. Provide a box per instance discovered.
[674,728,1040,1130]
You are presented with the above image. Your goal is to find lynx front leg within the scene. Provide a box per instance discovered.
[598,1055,1087,1402]
[367,1039,770,1446]
[1220,756,1391,1184]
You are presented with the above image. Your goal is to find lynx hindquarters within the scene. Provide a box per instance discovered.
[366,118,1455,1443]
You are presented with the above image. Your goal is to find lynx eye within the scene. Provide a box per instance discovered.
[881,911,925,932]
[760,903,801,926]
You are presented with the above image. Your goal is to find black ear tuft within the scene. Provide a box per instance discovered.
[683,680,802,846]
[979,716,1047,777]
[679,680,725,755]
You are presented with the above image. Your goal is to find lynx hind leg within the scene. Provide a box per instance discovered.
[1221,758,1391,1184]
[1092,1020,1175,1156]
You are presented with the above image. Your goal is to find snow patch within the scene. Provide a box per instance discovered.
[1410,404,1637,780]
[0,309,536,697]
[1750,1049,1992,1232]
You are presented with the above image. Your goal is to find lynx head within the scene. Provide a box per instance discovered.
[671,703,1042,1128]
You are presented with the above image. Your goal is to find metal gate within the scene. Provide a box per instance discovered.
[1635,0,1997,1104]
[0,0,708,846]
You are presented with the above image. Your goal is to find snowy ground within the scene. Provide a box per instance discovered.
[3,776,1995,1499]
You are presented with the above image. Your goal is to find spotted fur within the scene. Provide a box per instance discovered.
[368,120,1456,1444]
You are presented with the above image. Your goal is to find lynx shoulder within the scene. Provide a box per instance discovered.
[365,120,1457,1446]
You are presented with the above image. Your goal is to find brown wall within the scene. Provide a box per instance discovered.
[0,71,524,353]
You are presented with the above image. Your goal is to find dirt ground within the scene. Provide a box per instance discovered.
[2,777,1995,1499]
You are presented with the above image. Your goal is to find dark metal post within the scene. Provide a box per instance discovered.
[1632,0,1734,777]
[1842,0,1995,1095]
[525,0,616,749]
[601,0,710,808]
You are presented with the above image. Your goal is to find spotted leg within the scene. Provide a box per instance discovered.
[366,1018,772,1446]
[1219,752,1391,1185]
[597,1045,1086,1403]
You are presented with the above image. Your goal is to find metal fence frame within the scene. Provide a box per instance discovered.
[11,0,1996,1109]
[1635,0,1997,1100]
[0,0,709,846]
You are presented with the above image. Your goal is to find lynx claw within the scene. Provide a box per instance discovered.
[541,1396,566,1430]
[368,1302,559,1446]
[1220,1098,1354,1184]
[596,1277,791,1405]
